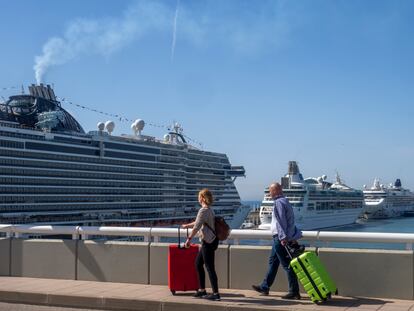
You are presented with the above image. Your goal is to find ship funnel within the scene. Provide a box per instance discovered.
[285,160,304,183]
[394,179,402,188]
[29,84,57,101]
[288,161,300,175]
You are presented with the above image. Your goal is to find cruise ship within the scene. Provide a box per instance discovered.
[258,161,364,230]
[0,84,249,228]
[362,178,414,219]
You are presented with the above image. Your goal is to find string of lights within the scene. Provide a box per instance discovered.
[0,86,18,91]
[0,85,205,148]
[57,97,204,148]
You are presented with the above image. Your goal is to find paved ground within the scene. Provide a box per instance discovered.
[0,277,413,311]
[0,302,105,311]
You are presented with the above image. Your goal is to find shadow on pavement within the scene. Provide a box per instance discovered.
[219,295,390,308]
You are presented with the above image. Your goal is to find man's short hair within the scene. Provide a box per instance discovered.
[270,182,282,189]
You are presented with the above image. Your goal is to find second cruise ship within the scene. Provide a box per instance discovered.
[362,178,414,219]
[0,84,249,228]
[258,161,364,230]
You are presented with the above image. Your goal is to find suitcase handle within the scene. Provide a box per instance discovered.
[284,242,305,260]
[177,226,189,249]
[284,245,293,260]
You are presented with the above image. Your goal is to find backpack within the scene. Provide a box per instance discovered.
[205,216,230,241]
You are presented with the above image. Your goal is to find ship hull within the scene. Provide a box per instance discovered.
[258,204,362,230]
[0,125,246,228]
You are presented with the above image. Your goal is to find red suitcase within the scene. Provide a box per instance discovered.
[168,228,199,295]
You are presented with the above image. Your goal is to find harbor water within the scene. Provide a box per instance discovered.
[241,201,414,250]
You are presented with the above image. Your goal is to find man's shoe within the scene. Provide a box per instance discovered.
[204,293,221,301]
[281,292,301,300]
[251,285,269,296]
[193,290,207,298]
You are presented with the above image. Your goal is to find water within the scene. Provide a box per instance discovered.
[242,201,414,250]
[310,217,414,250]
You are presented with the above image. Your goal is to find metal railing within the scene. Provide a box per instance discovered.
[0,224,413,249]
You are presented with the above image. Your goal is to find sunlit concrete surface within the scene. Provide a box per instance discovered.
[0,302,105,311]
[0,277,413,311]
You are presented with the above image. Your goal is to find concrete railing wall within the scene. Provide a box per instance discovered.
[0,238,413,300]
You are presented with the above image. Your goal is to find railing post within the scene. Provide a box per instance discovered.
[145,227,150,242]
[6,225,13,238]
[72,226,80,240]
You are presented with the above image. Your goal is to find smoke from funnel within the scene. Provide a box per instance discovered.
[33,1,171,84]
[33,1,289,83]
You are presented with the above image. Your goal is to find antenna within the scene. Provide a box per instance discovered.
[21,85,25,94]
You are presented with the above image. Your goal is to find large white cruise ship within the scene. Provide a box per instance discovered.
[258,161,364,230]
[0,84,249,228]
[362,178,414,219]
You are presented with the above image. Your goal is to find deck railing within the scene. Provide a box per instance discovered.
[0,224,413,249]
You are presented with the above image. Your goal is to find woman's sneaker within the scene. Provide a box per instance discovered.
[204,293,221,301]
[193,290,207,298]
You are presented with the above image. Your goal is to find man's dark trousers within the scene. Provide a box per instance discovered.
[260,237,299,294]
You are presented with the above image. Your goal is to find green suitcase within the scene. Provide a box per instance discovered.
[290,251,337,303]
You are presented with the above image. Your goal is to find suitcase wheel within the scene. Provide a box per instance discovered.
[171,290,176,295]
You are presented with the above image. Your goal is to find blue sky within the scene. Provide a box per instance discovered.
[1,0,413,200]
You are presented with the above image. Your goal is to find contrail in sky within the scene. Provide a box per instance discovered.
[171,0,180,62]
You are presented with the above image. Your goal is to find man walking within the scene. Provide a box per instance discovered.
[252,182,302,299]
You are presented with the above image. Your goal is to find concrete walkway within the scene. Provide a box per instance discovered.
[0,277,413,311]
[0,302,106,311]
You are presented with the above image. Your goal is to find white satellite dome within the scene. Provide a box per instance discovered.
[131,119,145,136]
[164,134,170,142]
[97,122,105,131]
[105,120,115,134]
[134,119,145,131]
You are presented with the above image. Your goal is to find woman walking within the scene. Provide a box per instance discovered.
[182,188,220,301]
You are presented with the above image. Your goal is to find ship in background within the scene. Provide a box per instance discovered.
[362,178,414,219]
[258,161,364,230]
[0,84,250,228]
